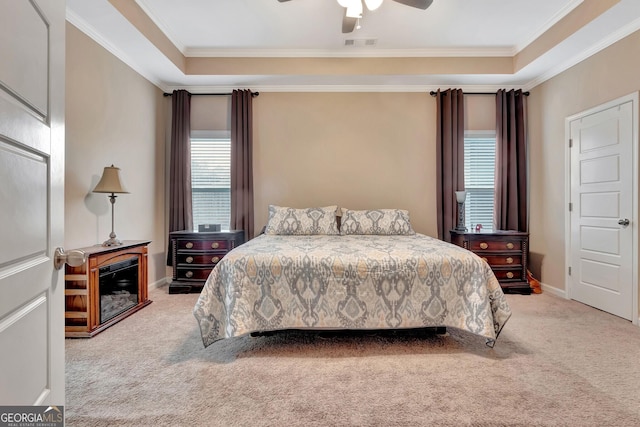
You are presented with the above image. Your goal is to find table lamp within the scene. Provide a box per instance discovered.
[455,190,467,232]
[93,165,129,246]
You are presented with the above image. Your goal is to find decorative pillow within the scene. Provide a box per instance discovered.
[264,205,339,235]
[340,209,415,235]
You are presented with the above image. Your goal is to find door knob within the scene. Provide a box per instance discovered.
[53,248,87,270]
[618,218,630,227]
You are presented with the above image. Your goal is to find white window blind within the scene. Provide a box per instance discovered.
[464,133,496,232]
[191,137,231,230]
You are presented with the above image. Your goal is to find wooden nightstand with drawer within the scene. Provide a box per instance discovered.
[450,230,531,295]
[169,230,245,294]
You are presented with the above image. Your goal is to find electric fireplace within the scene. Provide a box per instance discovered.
[98,257,139,323]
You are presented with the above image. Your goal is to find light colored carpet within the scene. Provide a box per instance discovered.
[65,285,640,427]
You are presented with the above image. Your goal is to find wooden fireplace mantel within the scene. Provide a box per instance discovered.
[64,240,152,338]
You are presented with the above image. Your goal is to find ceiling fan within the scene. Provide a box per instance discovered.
[277,0,434,34]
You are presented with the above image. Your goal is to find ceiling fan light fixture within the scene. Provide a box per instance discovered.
[364,0,383,10]
[336,0,355,7]
[345,1,363,18]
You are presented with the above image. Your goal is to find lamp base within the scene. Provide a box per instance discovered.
[456,201,467,232]
[102,237,122,247]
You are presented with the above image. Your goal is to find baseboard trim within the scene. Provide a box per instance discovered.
[540,283,567,299]
[149,277,170,290]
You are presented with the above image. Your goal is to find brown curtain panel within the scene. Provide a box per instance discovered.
[495,89,528,231]
[435,89,465,242]
[231,89,255,241]
[167,89,193,265]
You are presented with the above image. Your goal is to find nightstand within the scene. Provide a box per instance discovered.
[450,230,531,295]
[169,230,245,294]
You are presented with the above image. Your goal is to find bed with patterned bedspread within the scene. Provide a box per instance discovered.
[193,230,512,348]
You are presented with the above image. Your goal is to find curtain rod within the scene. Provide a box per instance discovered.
[163,91,259,97]
[429,91,529,97]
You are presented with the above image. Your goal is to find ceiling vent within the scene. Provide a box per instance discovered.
[344,38,378,47]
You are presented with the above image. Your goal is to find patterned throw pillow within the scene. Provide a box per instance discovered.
[264,205,339,235]
[340,209,416,235]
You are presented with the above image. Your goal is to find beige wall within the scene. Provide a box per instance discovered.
[528,29,640,303]
[191,96,229,131]
[253,92,435,234]
[465,95,495,131]
[65,23,167,285]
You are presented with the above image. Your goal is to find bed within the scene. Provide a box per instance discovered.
[193,206,512,348]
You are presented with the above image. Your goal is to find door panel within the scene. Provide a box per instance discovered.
[580,259,620,292]
[0,294,48,404]
[0,0,48,117]
[580,118,618,152]
[570,98,635,320]
[580,155,619,184]
[580,192,619,218]
[580,226,620,255]
[0,142,48,266]
[0,0,65,405]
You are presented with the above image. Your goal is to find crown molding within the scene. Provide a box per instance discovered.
[135,0,186,54]
[65,7,166,90]
[513,0,584,55]
[523,14,640,91]
[184,47,513,58]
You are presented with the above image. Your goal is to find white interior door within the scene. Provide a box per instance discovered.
[0,0,65,404]
[569,94,637,321]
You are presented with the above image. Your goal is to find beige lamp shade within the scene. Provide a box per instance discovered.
[93,165,129,194]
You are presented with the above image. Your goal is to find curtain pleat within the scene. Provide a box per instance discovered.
[435,89,465,242]
[231,89,254,241]
[167,89,192,265]
[495,89,528,231]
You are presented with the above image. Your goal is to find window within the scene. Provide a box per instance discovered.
[190,132,231,230]
[464,132,496,232]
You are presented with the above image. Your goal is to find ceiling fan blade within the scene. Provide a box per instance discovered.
[277,0,292,2]
[342,14,357,33]
[391,0,433,10]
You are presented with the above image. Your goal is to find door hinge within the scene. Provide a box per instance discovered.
[568,266,572,276]
[569,138,573,148]
[569,202,573,212]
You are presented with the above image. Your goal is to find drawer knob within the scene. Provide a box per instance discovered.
[479,242,488,249]
[506,272,514,279]
[507,242,514,249]
[185,242,194,249]
[506,257,513,264]
[211,242,220,249]
[211,256,220,263]
[481,257,488,263]
[185,271,194,278]
[186,256,194,264]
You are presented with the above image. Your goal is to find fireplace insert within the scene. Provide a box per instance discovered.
[99,257,139,324]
